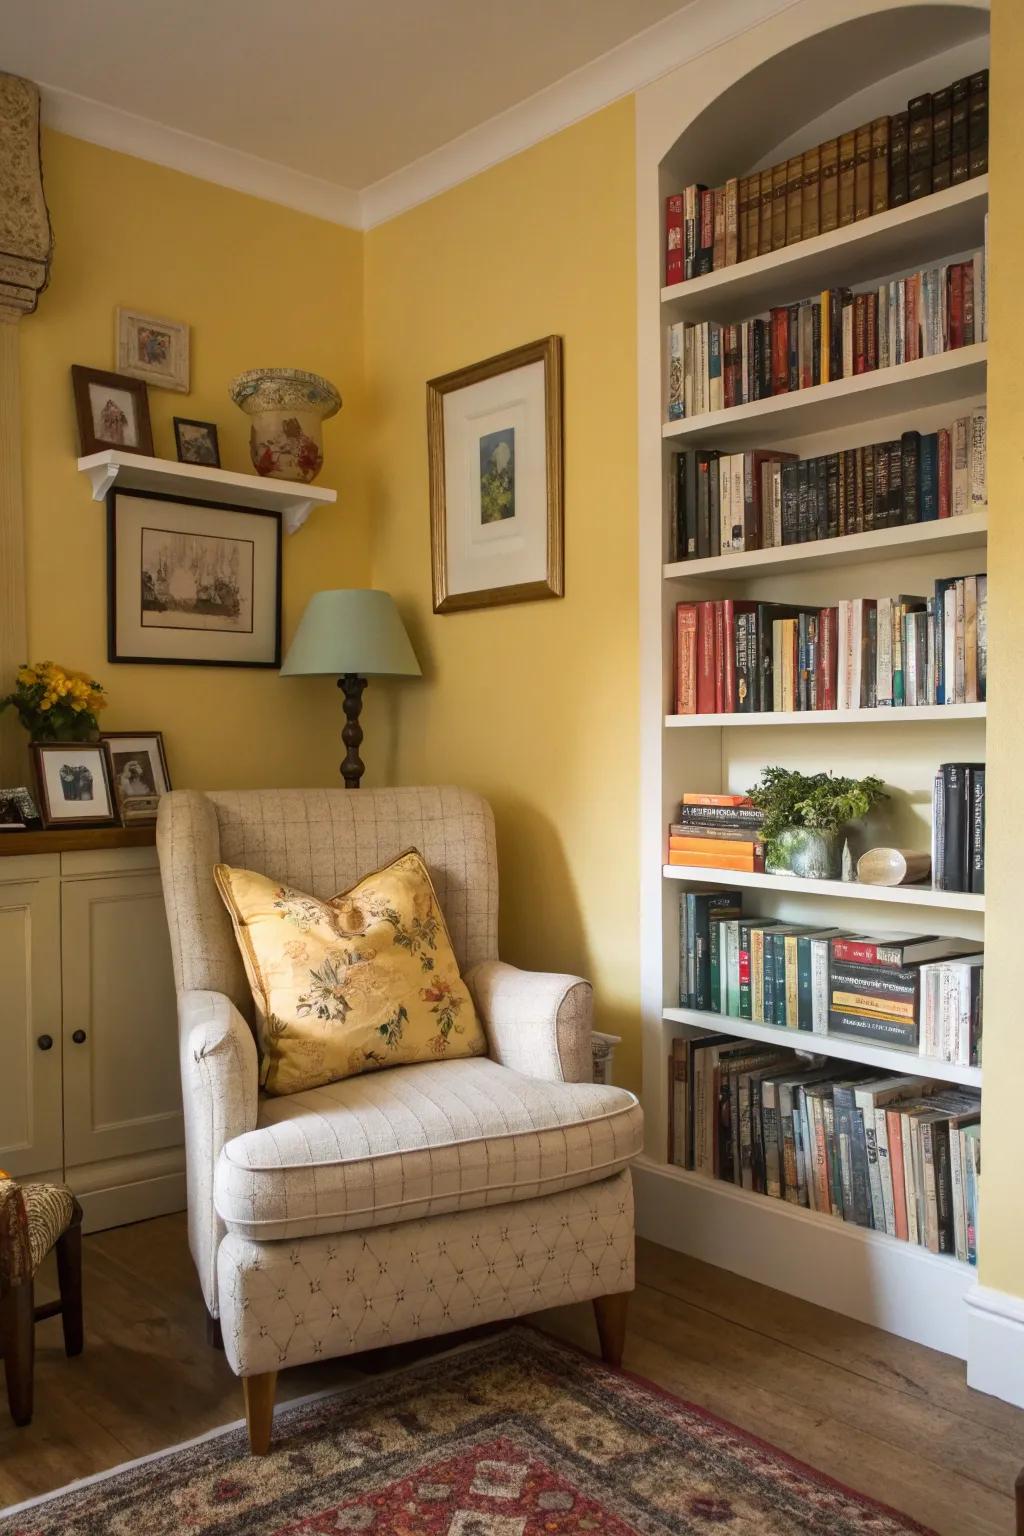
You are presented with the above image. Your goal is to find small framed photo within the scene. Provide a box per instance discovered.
[116,307,189,393]
[31,742,120,829]
[173,417,220,468]
[427,335,563,613]
[71,365,154,457]
[108,487,282,668]
[0,787,41,831]
[101,732,171,824]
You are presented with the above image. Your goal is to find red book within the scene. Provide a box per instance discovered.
[962,263,975,345]
[675,603,698,713]
[713,602,726,713]
[905,276,919,362]
[722,599,756,714]
[665,194,684,285]
[853,293,868,373]
[887,1109,909,1242]
[948,263,963,350]
[817,606,838,710]
[723,324,741,409]
[937,427,951,516]
[696,601,717,714]
[770,307,790,395]
[866,290,878,371]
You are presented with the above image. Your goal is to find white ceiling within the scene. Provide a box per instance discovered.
[0,0,691,191]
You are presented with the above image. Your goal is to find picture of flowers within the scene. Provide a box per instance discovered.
[479,427,515,523]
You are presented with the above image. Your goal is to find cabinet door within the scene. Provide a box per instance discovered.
[61,872,182,1166]
[0,878,63,1177]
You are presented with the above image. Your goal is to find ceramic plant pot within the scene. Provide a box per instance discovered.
[229,368,341,484]
[766,825,843,880]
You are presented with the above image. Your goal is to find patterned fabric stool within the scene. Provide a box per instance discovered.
[0,1177,83,1425]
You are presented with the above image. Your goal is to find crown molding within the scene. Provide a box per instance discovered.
[39,83,363,229]
[38,0,799,233]
[358,0,801,228]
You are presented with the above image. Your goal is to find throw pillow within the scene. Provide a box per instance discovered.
[214,849,486,1095]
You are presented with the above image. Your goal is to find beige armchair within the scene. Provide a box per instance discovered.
[157,786,642,1454]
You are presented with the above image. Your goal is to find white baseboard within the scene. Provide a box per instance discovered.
[76,1172,186,1234]
[965,1285,1024,1408]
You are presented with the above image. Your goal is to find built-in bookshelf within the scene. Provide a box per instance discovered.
[637,9,990,1362]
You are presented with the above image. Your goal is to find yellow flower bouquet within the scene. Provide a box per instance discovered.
[0,662,107,743]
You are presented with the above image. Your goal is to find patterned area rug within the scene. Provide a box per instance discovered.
[1,1327,933,1535]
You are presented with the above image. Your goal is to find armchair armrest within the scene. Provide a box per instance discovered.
[465,959,593,1083]
[178,990,259,1315]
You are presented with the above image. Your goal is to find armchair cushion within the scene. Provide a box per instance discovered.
[213,1056,642,1242]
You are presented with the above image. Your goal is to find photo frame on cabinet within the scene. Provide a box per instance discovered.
[101,731,172,825]
[31,741,119,829]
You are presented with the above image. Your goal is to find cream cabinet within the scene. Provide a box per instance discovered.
[0,843,184,1231]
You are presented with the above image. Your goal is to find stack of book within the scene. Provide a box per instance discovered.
[667,794,764,873]
[932,762,986,893]
[666,253,985,423]
[671,409,987,561]
[673,574,987,714]
[669,1036,981,1262]
[665,70,989,283]
[677,892,984,1068]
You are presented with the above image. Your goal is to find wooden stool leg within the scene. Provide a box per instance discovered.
[55,1214,83,1358]
[592,1291,629,1369]
[242,1371,277,1456]
[3,1280,36,1426]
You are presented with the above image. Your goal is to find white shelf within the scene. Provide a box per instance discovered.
[661,178,988,323]
[632,1155,974,1359]
[666,704,986,727]
[663,510,988,579]
[662,1004,981,1087]
[662,864,984,912]
[662,345,987,449]
[77,450,337,535]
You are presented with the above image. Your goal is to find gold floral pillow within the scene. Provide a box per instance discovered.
[213,849,486,1095]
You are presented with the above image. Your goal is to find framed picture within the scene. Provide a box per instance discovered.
[101,732,171,824]
[31,742,119,829]
[427,335,563,613]
[71,365,154,457]
[0,786,41,831]
[173,417,220,467]
[116,307,190,393]
[107,487,282,668]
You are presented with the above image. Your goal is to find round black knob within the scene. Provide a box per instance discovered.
[71,1029,87,1045]
[37,1034,53,1051]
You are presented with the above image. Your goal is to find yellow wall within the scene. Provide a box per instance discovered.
[19,131,370,790]
[975,0,1020,1295]
[363,100,641,1090]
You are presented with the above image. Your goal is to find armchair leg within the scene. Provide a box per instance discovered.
[593,1291,629,1370]
[2,1280,36,1426]
[242,1371,277,1456]
[55,1212,84,1358]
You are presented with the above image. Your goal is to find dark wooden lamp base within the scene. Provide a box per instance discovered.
[338,674,367,789]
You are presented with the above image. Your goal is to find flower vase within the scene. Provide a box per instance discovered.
[229,368,341,484]
[766,826,843,880]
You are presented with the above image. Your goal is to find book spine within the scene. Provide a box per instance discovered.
[888,1109,909,1241]
[802,145,820,239]
[665,194,684,285]
[871,115,890,212]
[969,765,985,895]
[854,122,872,220]
[674,603,698,714]
[828,1010,919,1049]
[820,138,839,233]
[875,1107,897,1236]
[838,130,856,226]
[724,176,739,266]
[889,110,909,206]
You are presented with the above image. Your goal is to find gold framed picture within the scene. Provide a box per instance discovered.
[427,335,563,613]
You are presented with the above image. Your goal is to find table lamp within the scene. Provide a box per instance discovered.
[280,589,421,788]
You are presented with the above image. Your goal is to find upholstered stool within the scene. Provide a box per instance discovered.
[0,1177,83,1425]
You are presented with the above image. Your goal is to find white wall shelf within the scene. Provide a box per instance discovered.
[666,704,985,727]
[661,177,988,323]
[77,450,337,535]
[663,511,987,580]
[662,345,986,449]
[663,864,984,912]
[662,1004,981,1087]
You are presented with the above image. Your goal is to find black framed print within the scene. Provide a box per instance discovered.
[107,488,282,667]
[31,742,120,829]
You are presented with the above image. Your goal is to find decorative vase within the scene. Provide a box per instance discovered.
[766,825,843,880]
[229,368,341,484]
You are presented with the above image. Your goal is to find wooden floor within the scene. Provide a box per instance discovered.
[1,1214,1022,1535]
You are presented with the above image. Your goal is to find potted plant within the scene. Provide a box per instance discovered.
[0,662,107,743]
[748,765,887,880]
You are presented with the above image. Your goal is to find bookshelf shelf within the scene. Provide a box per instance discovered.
[665,704,985,727]
[662,1005,982,1087]
[661,177,988,323]
[663,510,987,580]
[662,865,985,912]
[661,345,986,449]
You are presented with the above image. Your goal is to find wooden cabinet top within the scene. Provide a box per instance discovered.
[0,826,156,856]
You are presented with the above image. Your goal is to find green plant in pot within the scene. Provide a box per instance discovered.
[748,766,887,880]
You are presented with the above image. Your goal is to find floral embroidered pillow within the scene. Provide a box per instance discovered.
[213,850,486,1095]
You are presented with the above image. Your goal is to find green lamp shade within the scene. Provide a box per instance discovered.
[280,589,421,678]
